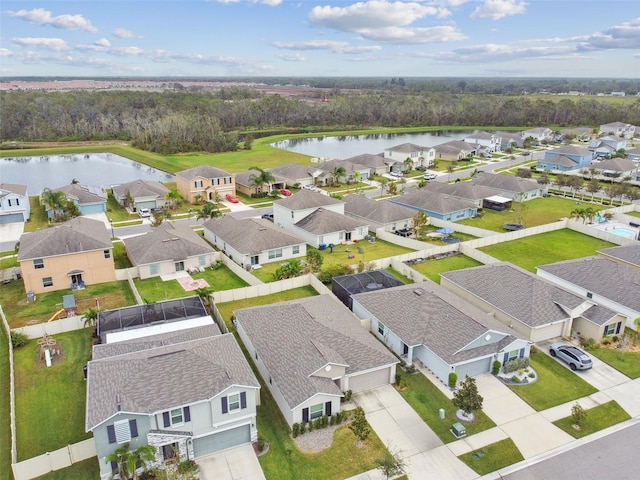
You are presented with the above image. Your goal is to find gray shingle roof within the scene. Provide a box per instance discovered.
[543,155,579,166]
[294,208,368,235]
[0,183,28,197]
[112,180,169,199]
[389,189,476,214]
[548,145,591,156]
[385,143,426,153]
[538,257,640,312]
[344,154,387,168]
[123,222,214,266]
[353,283,523,365]
[471,172,540,194]
[234,294,397,409]
[465,132,499,141]
[203,216,304,254]
[86,331,258,430]
[176,165,232,180]
[599,244,640,268]
[54,184,107,204]
[275,189,342,210]
[269,164,322,182]
[425,181,503,201]
[595,158,636,172]
[343,194,414,225]
[17,217,111,261]
[317,159,369,175]
[441,263,586,328]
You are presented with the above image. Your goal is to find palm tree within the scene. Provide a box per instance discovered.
[403,157,413,173]
[330,166,346,187]
[196,202,221,221]
[387,182,398,196]
[195,286,214,312]
[379,178,389,197]
[105,444,130,480]
[106,443,156,480]
[164,189,183,210]
[41,188,67,220]
[248,166,275,194]
[81,307,99,336]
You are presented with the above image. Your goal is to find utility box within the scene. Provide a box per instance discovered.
[439,408,445,420]
[452,422,466,438]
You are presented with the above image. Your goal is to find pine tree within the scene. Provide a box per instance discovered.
[349,407,371,447]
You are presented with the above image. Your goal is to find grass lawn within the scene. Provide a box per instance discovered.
[458,438,524,476]
[112,241,133,269]
[33,458,99,480]
[0,281,136,328]
[106,191,137,222]
[23,196,49,233]
[508,349,597,411]
[0,254,19,269]
[553,401,630,439]
[216,286,319,328]
[627,211,640,219]
[0,326,12,480]
[588,347,640,379]
[410,254,483,283]
[479,229,615,272]
[395,370,496,443]
[384,267,414,284]
[14,329,93,460]
[134,265,249,303]
[458,196,604,232]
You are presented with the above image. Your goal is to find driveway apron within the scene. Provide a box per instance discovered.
[196,444,266,480]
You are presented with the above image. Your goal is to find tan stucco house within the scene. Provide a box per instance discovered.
[175,166,235,204]
[17,217,115,294]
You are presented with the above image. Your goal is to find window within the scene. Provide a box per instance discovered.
[34,259,44,269]
[150,263,160,275]
[378,322,385,336]
[104,249,111,259]
[339,232,344,240]
[310,404,323,420]
[292,245,300,255]
[198,255,206,267]
[42,277,53,288]
[170,408,183,425]
[268,248,283,260]
[221,392,247,414]
[107,419,138,444]
[194,180,203,188]
[162,407,190,428]
[228,393,241,412]
[604,323,619,336]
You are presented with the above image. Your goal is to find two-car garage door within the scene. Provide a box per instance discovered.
[192,424,250,458]
[455,357,492,379]
[348,366,393,392]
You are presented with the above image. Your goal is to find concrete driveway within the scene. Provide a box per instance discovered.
[0,221,24,251]
[196,444,265,480]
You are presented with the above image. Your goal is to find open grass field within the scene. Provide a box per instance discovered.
[410,254,483,283]
[0,280,136,328]
[552,400,630,439]
[14,329,93,460]
[478,229,615,272]
[588,347,640,379]
[33,458,99,480]
[395,370,496,443]
[458,438,524,476]
[0,325,12,480]
[509,348,597,411]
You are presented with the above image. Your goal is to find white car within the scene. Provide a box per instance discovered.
[423,173,437,180]
[390,171,402,177]
[138,208,151,218]
[302,184,316,190]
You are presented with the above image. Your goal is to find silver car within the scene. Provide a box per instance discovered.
[549,343,592,371]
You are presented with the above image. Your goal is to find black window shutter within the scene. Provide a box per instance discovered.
[240,392,247,409]
[110,460,118,473]
[325,401,332,417]
[129,419,138,438]
[184,406,191,422]
[616,322,622,334]
[163,412,170,428]
[302,408,309,423]
[221,397,228,414]
[107,424,116,444]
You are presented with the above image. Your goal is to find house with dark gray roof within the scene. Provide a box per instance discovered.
[111,179,170,212]
[599,244,640,268]
[123,222,216,279]
[343,194,414,232]
[202,216,306,269]
[441,262,625,343]
[537,254,640,331]
[592,158,638,178]
[86,326,260,480]
[48,183,107,219]
[0,183,30,224]
[343,153,389,176]
[352,283,531,384]
[538,145,594,172]
[470,172,546,201]
[234,168,283,197]
[423,181,505,209]
[316,159,371,184]
[175,165,235,204]
[234,294,398,427]
[17,216,115,294]
[268,163,324,188]
[388,189,478,222]
[433,140,478,161]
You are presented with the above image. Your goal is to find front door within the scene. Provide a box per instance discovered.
[162,443,178,462]
[345,232,352,241]
[175,261,185,272]
[250,255,259,266]
[70,273,83,289]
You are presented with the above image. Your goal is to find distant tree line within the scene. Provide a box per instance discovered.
[1,88,639,154]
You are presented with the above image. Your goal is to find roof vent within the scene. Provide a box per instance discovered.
[413,288,424,296]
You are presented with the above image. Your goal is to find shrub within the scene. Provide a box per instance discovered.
[343,390,352,402]
[330,415,336,426]
[511,376,521,384]
[10,331,27,348]
[448,372,458,388]
[250,192,269,198]
[292,423,300,438]
[318,264,352,283]
[571,402,587,427]
[257,437,266,452]
[528,372,535,378]
[322,415,329,428]
[395,372,402,386]
[299,422,306,434]
[503,357,530,373]
[602,338,611,346]
[492,360,502,375]
[612,335,619,343]
[581,337,598,351]
[177,459,197,474]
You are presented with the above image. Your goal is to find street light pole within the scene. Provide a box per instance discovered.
[109,219,115,239]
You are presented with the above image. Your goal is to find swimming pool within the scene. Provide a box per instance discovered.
[609,228,638,239]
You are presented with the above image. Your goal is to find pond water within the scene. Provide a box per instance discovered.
[271,130,476,158]
[1,152,175,193]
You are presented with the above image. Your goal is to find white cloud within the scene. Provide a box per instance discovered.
[272,39,382,54]
[95,38,111,48]
[0,48,13,57]
[110,46,145,56]
[12,37,68,51]
[358,25,466,43]
[427,42,578,63]
[470,0,527,20]
[6,8,97,33]
[578,17,640,50]
[277,53,306,61]
[113,28,140,39]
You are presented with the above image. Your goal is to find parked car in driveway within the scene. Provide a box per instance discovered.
[302,184,316,190]
[390,171,402,177]
[225,194,239,203]
[549,343,592,370]
[279,188,292,196]
[138,208,151,218]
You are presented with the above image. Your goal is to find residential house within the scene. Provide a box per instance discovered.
[202,216,306,269]
[0,183,30,224]
[625,147,640,163]
[352,283,531,384]
[47,183,107,220]
[423,181,507,209]
[273,190,368,247]
[234,294,398,427]
[433,140,477,161]
[87,323,260,480]
[234,169,280,197]
[383,143,435,170]
[589,135,627,157]
[441,262,624,343]
[343,153,389,176]
[316,159,371,184]
[599,244,640,269]
[592,158,638,179]
[17,217,115,294]
[494,131,523,150]
[343,194,415,232]
[176,166,235,204]
[123,222,216,279]
[269,163,325,189]
[521,127,553,143]
[464,132,502,153]
[470,172,546,202]
[537,250,640,330]
[537,145,594,172]
[388,189,478,222]
[560,128,593,142]
[111,180,170,212]
[599,122,636,139]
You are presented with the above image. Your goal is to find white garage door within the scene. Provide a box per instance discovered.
[455,357,492,379]
[348,367,391,392]
[192,424,250,458]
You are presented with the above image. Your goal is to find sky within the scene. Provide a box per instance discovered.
[1,1,639,78]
